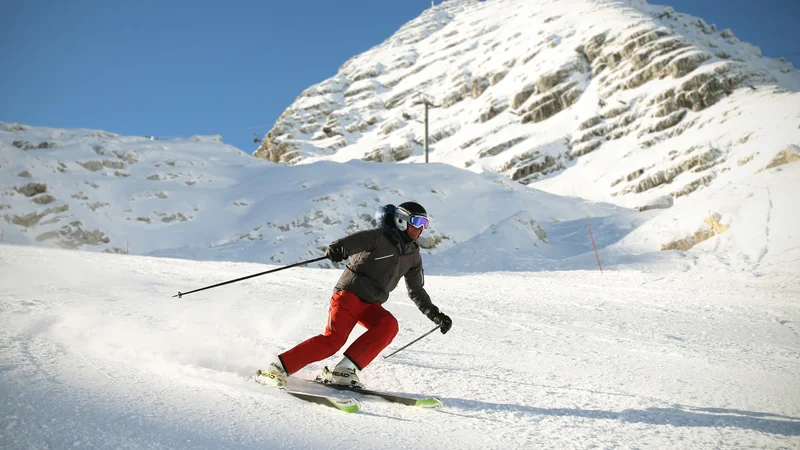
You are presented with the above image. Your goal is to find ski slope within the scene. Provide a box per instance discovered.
[2,244,798,448]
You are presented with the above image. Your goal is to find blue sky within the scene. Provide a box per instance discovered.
[1,0,797,153]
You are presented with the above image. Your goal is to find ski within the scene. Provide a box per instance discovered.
[311,380,443,409]
[282,389,360,413]
[252,373,360,413]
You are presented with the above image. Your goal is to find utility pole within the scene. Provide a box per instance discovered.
[413,92,438,163]
[424,102,429,163]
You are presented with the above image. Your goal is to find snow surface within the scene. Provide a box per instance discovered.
[1,245,799,448]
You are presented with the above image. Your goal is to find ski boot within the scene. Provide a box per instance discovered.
[316,366,363,389]
[254,362,288,388]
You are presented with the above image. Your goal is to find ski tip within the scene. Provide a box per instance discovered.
[330,397,361,413]
[415,397,444,409]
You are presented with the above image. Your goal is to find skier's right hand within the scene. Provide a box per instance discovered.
[432,312,452,334]
[326,243,348,263]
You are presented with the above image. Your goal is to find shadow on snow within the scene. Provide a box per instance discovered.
[442,397,800,436]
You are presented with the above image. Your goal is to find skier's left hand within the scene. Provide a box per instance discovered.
[432,312,452,334]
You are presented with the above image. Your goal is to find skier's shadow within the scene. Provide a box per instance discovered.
[440,398,800,436]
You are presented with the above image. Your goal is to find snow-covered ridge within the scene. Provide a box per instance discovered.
[0,121,626,271]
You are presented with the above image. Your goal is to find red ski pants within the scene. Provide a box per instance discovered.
[279,290,399,375]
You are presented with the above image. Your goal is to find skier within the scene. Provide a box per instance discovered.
[257,201,452,389]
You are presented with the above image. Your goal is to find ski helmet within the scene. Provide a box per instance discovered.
[394,201,429,241]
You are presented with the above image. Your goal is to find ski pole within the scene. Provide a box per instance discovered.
[383,325,441,359]
[173,255,328,298]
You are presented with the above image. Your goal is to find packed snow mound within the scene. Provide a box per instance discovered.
[252,0,799,209]
[0,123,624,270]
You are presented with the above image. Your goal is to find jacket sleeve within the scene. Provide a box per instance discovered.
[330,229,381,257]
[405,257,438,318]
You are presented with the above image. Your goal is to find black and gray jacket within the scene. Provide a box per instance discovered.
[330,228,439,317]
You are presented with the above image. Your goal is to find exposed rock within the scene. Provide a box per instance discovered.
[15,182,47,197]
[86,202,109,211]
[671,174,715,198]
[5,123,29,132]
[442,83,470,107]
[535,59,582,93]
[763,146,800,170]
[325,137,348,151]
[351,65,383,82]
[504,153,561,182]
[136,217,152,223]
[12,140,35,150]
[344,80,381,98]
[661,214,729,251]
[626,168,645,181]
[112,150,140,164]
[578,116,602,131]
[383,91,408,110]
[17,170,32,178]
[103,160,125,170]
[512,84,536,109]
[521,81,582,124]
[345,121,370,134]
[737,153,758,166]
[471,77,490,99]
[79,160,104,171]
[381,118,404,135]
[13,140,56,150]
[429,126,459,143]
[569,140,601,158]
[491,71,507,86]
[570,124,607,145]
[35,221,110,249]
[654,99,679,118]
[649,109,687,133]
[478,136,528,158]
[628,148,721,194]
[161,213,189,223]
[581,33,608,62]
[32,194,56,205]
[6,204,69,227]
[637,195,673,211]
[601,105,628,119]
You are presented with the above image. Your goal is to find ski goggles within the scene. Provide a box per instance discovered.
[396,208,430,229]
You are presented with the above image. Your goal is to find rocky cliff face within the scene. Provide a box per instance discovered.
[253,0,798,211]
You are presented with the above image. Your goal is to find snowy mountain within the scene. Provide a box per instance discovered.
[252,0,800,275]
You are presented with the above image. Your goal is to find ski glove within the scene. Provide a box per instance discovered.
[431,312,453,334]
[326,243,348,263]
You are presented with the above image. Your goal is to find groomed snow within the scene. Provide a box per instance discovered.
[1,245,799,448]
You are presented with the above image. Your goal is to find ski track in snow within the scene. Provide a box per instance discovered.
[1,245,799,449]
